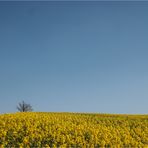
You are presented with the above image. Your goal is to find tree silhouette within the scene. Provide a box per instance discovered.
[17,101,33,112]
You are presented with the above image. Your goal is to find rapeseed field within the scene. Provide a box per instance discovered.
[0,112,148,147]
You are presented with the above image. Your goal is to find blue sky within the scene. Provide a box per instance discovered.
[0,1,148,114]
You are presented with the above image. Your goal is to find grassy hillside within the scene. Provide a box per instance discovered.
[0,112,148,147]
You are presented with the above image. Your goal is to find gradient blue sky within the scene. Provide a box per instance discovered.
[0,1,148,114]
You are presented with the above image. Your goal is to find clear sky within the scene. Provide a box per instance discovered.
[0,1,148,114]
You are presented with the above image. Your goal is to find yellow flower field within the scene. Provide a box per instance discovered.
[0,112,148,147]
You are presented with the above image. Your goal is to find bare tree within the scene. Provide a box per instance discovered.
[17,101,33,112]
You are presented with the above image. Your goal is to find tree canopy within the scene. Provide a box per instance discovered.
[17,101,33,112]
